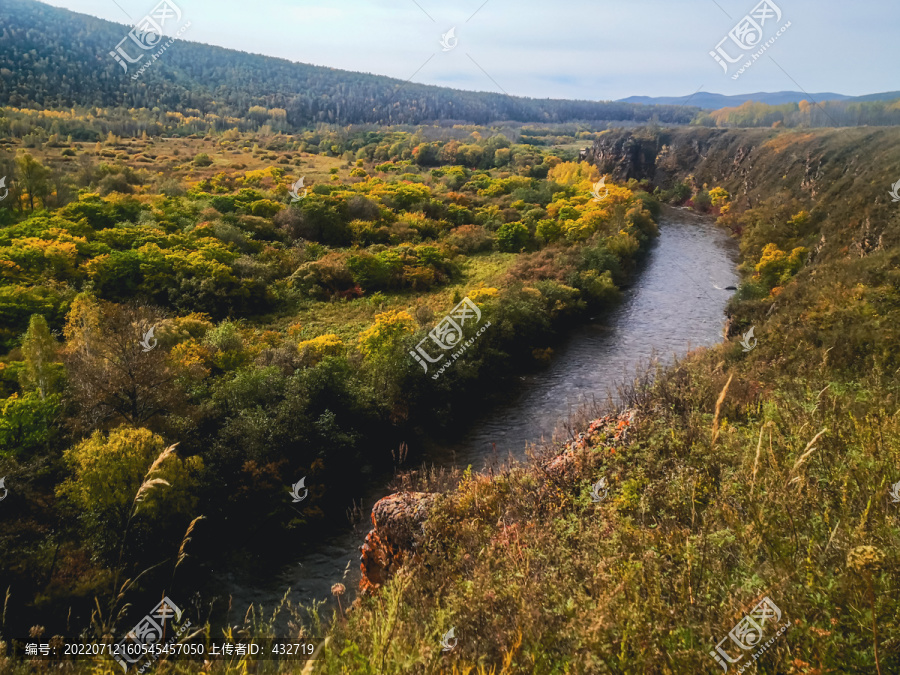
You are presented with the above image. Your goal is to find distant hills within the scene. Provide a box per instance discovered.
[619,91,900,110]
[0,0,695,127]
[3,0,898,130]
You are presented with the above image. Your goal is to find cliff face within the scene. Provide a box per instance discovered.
[585,126,900,261]
[585,127,779,191]
[584,132,664,182]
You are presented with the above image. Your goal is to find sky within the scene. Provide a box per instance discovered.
[41,0,900,101]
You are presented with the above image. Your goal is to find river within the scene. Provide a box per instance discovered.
[217,207,740,622]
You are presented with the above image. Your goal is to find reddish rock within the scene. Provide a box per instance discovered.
[359,492,436,595]
[545,409,637,476]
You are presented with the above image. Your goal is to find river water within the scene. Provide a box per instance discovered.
[217,208,739,621]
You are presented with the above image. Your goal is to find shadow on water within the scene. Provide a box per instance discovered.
[214,208,740,624]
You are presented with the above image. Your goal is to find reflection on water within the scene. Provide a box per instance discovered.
[217,210,739,620]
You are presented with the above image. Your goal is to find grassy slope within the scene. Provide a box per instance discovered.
[300,128,900,674]
[0,134,347,190]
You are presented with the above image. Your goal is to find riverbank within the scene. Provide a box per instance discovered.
[215,207,739,619]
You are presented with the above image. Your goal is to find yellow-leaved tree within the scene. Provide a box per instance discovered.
[358,310,416,365]
[755,244,808,291]
[20,314,63,399]
[297,334,344,367]
[547,160,599,186]
[709,187,730,209]
[358,310,417,411]
[58,426,202,553]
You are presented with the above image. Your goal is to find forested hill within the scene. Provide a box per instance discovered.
[0,0,695,127]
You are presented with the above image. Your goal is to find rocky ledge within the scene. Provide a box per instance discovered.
[358,409,637,593]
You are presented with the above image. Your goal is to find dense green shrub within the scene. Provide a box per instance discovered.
[496,221,530,252]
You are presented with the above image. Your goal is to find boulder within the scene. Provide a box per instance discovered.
[359,491,436,594]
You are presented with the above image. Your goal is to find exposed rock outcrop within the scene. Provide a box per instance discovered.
[358,411,637,595]
[359,491,436,594]
[583,127,773,195]
[586,134,661,182]
[544,408,636,477]
[853,216,885,257]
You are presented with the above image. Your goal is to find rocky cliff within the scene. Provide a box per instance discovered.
[585,126,899,262]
